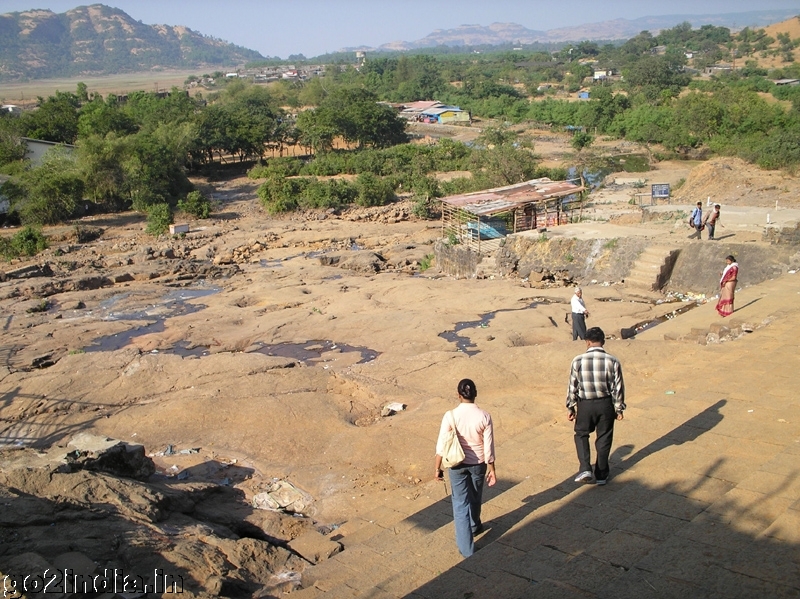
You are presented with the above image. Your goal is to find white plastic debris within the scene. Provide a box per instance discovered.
[381,402,406,417]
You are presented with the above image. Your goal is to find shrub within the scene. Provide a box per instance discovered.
[0,226,49,260]
[178,190,212,218]
[248,157,303,179]
[355,173,395,207]
[419,254,434,271]
[146,203,173,236]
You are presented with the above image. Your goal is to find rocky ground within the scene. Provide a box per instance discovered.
[1,147,799,598]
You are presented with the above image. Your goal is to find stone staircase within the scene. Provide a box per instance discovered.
[624,246,680,292]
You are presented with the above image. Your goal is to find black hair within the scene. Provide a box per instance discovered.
[457,378,477,401]
[726,255,736,262]
[585,327,606,344]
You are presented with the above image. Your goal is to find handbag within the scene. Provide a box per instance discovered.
[440,410,465,468]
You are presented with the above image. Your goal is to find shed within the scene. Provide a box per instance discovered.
[419,105,470,124]
[21,138,76,166]
[440,178,585,254]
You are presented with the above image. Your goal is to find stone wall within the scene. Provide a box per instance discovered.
[497,235,649,283]
[433,240,481,278]
[763,222,800,245]
[665,243,800,295]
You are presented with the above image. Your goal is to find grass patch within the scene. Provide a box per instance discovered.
[420,254,434,271]
[26,299,50,313]
[603,238,618,250]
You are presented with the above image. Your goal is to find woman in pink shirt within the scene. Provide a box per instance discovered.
[435,379,496,557]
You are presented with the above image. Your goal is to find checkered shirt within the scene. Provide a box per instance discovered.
[566,347,626,413]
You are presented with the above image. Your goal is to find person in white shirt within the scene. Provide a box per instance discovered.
[571,287,589,340]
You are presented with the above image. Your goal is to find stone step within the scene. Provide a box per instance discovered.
[623,275,657,290]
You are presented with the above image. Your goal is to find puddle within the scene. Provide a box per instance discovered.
[84,285,221,352]
[260,258,285,268]
[253,340,380,364]
[85,322,165,352]
[439,302,539,356]
[168,341,211,358]
[621,302,700,339]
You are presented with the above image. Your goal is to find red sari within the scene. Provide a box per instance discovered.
[716,263,738,317]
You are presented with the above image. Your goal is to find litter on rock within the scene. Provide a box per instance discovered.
[381,402,406,417]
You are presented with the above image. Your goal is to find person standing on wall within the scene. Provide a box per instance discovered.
[571,287,589,341]
[435,379,496,558]
[567,327,626,486]
[689,201,703,239]
[704,204,721,240]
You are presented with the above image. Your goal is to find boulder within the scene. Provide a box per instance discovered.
[66,433,155,480]
[339,251,386,274]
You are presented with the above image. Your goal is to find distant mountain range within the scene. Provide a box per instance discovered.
[0,4,264,81]
[344,9,800,52]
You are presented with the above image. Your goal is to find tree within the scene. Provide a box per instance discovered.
[15,148,84,224]
[297,87,407,152]
[20,92,80,143]
[571,131,594,152]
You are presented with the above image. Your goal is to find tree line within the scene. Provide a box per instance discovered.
[1,19,798,234]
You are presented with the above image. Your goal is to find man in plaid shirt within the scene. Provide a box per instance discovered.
[566,326,626,485]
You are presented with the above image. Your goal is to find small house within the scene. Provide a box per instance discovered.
[439,178,585,254]
[20,138,76,166]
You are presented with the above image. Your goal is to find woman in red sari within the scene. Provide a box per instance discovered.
[716,255,738,317]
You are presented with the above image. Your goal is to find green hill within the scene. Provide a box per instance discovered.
[0,4,264,81]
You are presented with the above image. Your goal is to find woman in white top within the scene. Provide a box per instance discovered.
[435,379,496,557]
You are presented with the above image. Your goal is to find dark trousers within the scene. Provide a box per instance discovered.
[574,398,616,481]
[572,312,587,340]
[707,223,716,240]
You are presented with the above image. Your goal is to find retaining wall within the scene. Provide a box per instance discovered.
[664,243,799,296]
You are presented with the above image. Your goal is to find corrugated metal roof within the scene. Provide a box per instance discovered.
[441,178,584,216]
[420,106,463,116]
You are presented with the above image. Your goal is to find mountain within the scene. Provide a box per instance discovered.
[0,4,264,81]
[350,9,799,51]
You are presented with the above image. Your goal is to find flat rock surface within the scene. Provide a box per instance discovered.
[0,154,798,597]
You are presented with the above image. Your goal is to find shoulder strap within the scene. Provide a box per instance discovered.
[448,409,457,430]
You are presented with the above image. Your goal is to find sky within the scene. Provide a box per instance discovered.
[2,0,799,57]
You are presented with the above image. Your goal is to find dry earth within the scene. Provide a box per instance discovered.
[1,149,799,597]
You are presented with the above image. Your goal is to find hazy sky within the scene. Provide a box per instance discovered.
[2,1,799,57]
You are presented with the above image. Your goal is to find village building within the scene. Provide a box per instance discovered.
[20,137,75,166]
[397,101,471,124]
[437,178,585,269]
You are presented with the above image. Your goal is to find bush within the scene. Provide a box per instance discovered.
[355,173,395,207]
[178,190,211,218]
[146,203,173,236]
[248,157,303,179]
[0,226,49,260]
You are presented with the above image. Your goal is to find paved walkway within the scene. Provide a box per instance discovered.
[293,275,800,598]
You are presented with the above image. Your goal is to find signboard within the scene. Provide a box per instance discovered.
[651,183,670,199]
